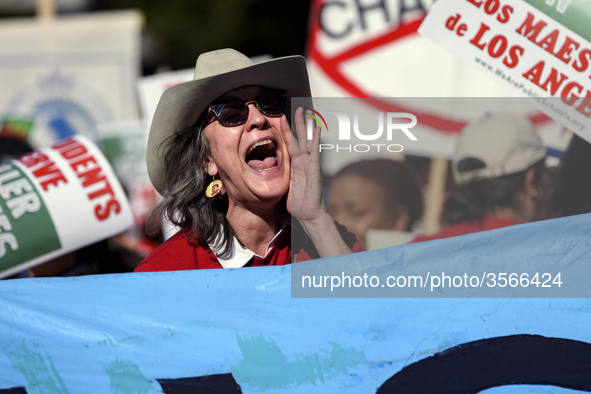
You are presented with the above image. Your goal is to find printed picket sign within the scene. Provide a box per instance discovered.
[1,214,591,392]
[0,10,142,148]
[419,0,591,141]
[136,55,271,124]
[305,0,570,172]
[306,0,513,98]
[98,120,156,225]
[0,135,133,278]
[136,68,195,125]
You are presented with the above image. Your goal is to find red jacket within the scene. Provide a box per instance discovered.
[135,222,363,272]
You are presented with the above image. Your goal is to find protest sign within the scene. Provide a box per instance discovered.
[136,55,271,124]
[0,10,142,148]
[419,0,591,140]
[97,120,159,255]
[98,120,150,193]
[1,214,591,392]
[306,0,513,98]
[304,0,570,174]
[137,68,195,124]
[0,135,133,278]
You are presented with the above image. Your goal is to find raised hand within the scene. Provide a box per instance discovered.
[282,107,324,222]
[281,107,354,258]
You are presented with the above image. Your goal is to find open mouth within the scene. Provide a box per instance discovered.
[245,139,279,171]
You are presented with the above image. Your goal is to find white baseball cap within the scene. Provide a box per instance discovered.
[452,112,546,185]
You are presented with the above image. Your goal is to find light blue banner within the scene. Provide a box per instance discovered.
[1,214,591,393]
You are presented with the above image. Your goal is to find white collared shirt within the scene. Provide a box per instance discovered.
[209,216,290,269]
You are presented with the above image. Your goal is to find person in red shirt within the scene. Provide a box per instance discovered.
[412,112,550,243]
[136,49,362,272]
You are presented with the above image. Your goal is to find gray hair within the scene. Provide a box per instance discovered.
[146,113,236,257]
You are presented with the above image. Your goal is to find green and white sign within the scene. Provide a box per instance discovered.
[0,163,60,272]
[0,135,133,278]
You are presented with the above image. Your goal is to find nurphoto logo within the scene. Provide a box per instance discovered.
[305,109,418,153]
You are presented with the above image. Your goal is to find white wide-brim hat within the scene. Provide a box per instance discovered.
[147,48,312,193]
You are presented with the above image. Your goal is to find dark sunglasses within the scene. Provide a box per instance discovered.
[208,90,288,125]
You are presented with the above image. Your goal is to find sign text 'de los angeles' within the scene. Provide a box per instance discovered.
[420,0,591,137]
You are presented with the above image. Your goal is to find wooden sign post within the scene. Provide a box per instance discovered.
[36,0,57,19]
[423,157,448,235]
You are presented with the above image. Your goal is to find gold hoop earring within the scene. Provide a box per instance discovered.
[205,179,223,198]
